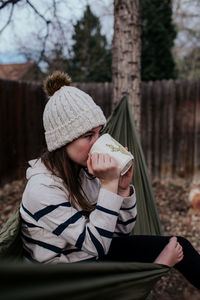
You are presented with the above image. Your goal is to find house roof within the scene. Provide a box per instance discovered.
[0,62,36,80]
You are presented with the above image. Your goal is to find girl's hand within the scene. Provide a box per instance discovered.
[87,153,120,194]
[118,164,134,197]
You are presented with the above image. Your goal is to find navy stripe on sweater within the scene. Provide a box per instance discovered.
[21,202,71,221]
[95,226,113,238]
[22,219,42,228]
[22,233,62,254]
[87,227,105,257]
[120,202,137,210]
[117,216,137,225]
[62,248,81,255]
[96,205,118,217]
[75,228,86,249]
[23,248,38,263]
[53,212,82,236]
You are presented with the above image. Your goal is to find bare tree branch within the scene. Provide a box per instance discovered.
[0,2,14,33]
[25,0,53,63]
[53,0,56,17]
[0,0,52,35]
[52,2,66,42]
[37,23,51,63]
[25,0,51,24]
[0,0,21,10]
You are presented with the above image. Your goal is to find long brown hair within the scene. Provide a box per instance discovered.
[41,146,94,214]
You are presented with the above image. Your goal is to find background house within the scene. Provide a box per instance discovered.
[0,62,44,82]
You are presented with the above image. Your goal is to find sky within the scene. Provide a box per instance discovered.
[0,0,113,64]
[173,0,200,55]
[0,0,200,65]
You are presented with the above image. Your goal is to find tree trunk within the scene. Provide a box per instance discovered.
[112,0,141,133]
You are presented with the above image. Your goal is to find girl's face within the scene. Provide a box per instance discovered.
[66,125,103,167]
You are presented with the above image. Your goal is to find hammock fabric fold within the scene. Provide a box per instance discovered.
[0,96,169,300]
[103,96,163,236]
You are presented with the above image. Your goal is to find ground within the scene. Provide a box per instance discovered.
[148,180,200,299]
[0,178,200,299]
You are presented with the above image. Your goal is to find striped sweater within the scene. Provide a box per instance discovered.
[20,159,137,263]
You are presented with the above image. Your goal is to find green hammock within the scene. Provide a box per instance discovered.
[103,96,162,236]
[0,96,169,300]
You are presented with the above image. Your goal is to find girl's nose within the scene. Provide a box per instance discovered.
[91,133,100,148]
[93,134,99,145]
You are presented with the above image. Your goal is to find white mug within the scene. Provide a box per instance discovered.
[89,133,134,175]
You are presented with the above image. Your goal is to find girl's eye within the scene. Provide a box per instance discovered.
[85,134,93,140]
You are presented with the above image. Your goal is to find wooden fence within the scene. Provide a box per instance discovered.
[141,80,200,181]
[0,78,200,186]
[0,79,46,185]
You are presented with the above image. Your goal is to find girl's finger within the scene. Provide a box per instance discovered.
[97,153,105,167]
[104,153,111,165]
[91,153,99,168]
[87,154,94,175]
[121,164,133,177]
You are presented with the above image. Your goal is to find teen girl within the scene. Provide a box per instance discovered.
[20,71,200,289]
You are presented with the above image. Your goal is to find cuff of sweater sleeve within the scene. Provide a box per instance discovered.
[121,185,136,208]
[97,188,124,213]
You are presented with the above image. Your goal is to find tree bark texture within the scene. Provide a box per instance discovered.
[112,0,141,132]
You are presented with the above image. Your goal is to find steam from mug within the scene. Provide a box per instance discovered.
[89,133,134,175]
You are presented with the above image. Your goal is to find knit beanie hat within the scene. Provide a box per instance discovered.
[43,71,106,152]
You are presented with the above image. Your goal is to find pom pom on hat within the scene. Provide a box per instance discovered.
[43,71,106,152]
[43,71,72,97]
